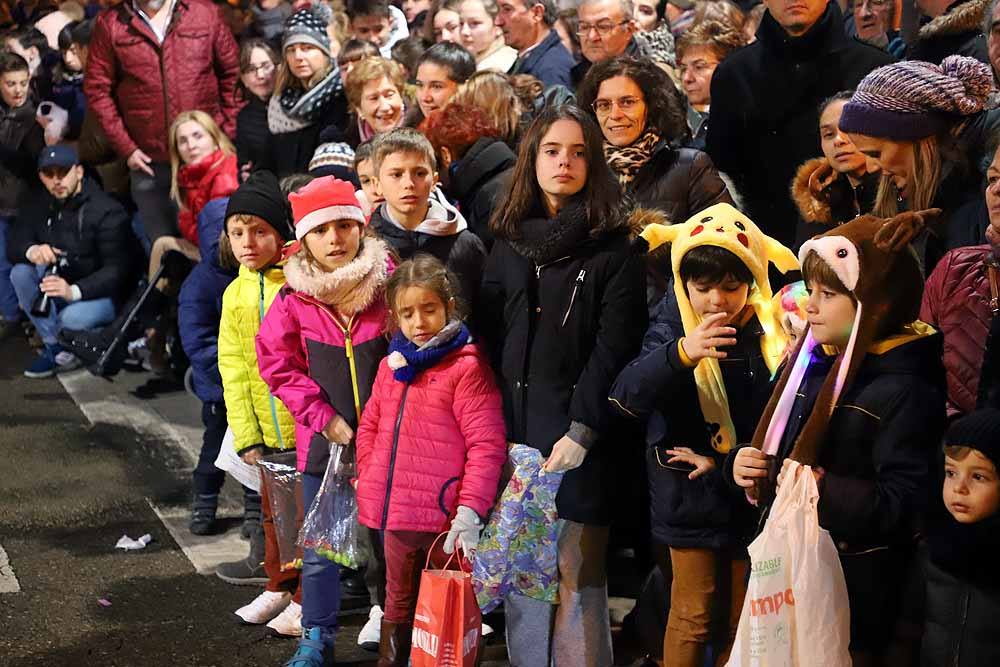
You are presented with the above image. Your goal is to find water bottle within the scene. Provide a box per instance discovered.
[31,255,68,317]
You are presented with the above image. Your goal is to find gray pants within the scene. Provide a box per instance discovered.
[505,521,613,667]
[130,163,178,244]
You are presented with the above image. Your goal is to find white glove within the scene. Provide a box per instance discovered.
[443,505,482,555]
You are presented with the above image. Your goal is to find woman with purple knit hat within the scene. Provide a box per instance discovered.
[839,55,1000,273]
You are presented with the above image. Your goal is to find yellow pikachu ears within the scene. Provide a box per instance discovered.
[639,222,679,253]
[762,234,799,275]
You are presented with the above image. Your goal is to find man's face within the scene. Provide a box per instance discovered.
[853,0,892,41]
[0,69,29,108]
[495,0,541,51]
[763,0,828,37]
[39,164,84,201]
[351,14,392,47]
[578,0,635,64]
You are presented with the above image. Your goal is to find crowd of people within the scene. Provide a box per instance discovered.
[3,0,1000,664]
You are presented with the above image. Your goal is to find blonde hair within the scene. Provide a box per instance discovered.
[452,70,521,146]
[872,135,941,218]
[274,48,334,98]
[168,110,236,208]
[344,56,407,111]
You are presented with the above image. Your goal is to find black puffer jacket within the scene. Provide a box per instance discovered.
[609,291,769,549]
[447,137,515,249]
[8,178,133,301]
[480,203,647,524]
[706,2,894,249]
[0,100,44,216]
[236,95,270,174]
[627,144,732,225]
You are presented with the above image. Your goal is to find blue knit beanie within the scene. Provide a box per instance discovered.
[839,56,993,141]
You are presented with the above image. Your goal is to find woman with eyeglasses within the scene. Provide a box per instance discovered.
[235,38,280,180]
[675,20,745,150]
[577,55,731,302]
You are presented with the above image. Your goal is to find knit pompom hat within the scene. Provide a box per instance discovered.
[289,175,366,239]
[839,56,994,141]
[283,8,331,57]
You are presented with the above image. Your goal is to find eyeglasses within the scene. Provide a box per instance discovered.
[592,95,642,116]
[576,20,628,36]
[678,59,719,77]
[858,0,891,8]
[242,61,275,77]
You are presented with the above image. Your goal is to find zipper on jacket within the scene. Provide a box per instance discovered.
[561,269,586,327]
[259,272,285,449]
[380,384,410,529]
[953,586,970,667]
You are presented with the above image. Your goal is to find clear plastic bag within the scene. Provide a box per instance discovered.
[259,452,302,571]
[299,443,364,568]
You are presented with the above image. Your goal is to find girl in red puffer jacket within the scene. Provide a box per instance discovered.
[356,254,506,665]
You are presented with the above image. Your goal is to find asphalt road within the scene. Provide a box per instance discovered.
[0,335,509,667]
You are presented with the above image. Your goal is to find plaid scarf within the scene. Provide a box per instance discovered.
[603,130,661,187]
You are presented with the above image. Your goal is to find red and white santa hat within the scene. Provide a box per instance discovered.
[289,176,367,240]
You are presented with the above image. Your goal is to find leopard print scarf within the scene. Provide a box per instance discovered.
[603,130,661,187]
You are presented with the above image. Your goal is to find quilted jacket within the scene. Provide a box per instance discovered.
[256,239,392,475]
[84,0,241,162]
[355,344,506,533]
[920,244,995,417]
[218,262,296,454]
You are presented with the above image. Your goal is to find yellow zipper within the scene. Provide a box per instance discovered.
[296,293,363,425]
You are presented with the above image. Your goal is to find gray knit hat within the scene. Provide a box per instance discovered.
[839,56,994,141]
[283,8,331,57]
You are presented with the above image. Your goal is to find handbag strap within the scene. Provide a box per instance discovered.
[424,531,471,573]
[988,263,999,317]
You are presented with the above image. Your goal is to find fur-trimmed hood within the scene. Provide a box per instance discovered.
[283,235,392,314]
[791,157,881,227]
[919,0,988,40]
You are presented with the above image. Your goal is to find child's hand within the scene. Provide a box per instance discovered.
[776,458,823,489]
[443,506,482,554]
[681,312,737,364]
[664,447,716,480]
[543,435,587,473]
[733,446,769,488]
[240,448,263,465]
[323,415,354,445]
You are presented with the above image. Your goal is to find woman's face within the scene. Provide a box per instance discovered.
[242,47,277,100]
[633,0,659,31]
[285,43,329,83]
[403,0,431,23]
[416,62,459,118]
[305,220,362,272]
[593,75,647,147]
[849,133,915,200]
[357,75,404,133]
[679,45,719,109]
[62,44,83,73]
[175,120,218,166]
[819,100,868,175]
[460,0,501,56]
[984,145,1000,246]
[434,8,463,43]
[535,119,588,211]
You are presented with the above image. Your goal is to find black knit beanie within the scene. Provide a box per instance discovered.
[944,407,1000,466]
[225,170,294,241]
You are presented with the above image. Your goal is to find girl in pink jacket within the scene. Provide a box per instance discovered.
[356,255,506,666]
[256,176,392,667]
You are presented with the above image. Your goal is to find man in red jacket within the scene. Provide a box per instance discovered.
[84,0,240,244]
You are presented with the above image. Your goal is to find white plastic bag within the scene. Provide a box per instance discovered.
[727,460,851,667]
[213,428,261,492]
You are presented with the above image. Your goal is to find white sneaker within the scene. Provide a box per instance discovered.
[482,622,493,637]
[266,600,303,637]
[235,590,291,625]
[358,604,383,651]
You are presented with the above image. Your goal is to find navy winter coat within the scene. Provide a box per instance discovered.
[509,29,575,90]
[610,292,771,549]
[179,197,237,403]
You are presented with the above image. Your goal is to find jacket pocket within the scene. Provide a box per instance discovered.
[647,446,728,531]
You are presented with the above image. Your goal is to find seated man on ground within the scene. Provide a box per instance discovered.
[9,145,132,378]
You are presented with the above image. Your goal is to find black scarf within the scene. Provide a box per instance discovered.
[509,201,593,265]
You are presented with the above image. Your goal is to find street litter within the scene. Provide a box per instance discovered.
[115,534,153,551]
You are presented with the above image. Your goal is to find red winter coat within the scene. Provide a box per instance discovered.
[177,150,238,244]
[921,244,996,417]
[84,0,241,163]
[356,344,507,533]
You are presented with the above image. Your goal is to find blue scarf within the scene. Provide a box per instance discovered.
[387,320,471,383]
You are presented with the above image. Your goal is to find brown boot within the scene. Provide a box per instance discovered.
[377,619,412,667]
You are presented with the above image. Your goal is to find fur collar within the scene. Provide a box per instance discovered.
[792,158,837,224]
[283,236,390,314]
[919,0,988,39]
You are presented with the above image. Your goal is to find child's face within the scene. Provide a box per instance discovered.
[415,62,459,118]
[805,279,857,347]
[227,216,283,270]
[351,14,392,47]
[820,99,867,176]
[685,276,750,326]
[395,285,451,345]
[403,0,431,23]
[304,220,362,272]
[378,151,437,222]
[357,158,383,208]
[944,448,1000,524]
[0,69,30,109]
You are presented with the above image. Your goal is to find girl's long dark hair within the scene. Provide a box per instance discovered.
[489,104,627,241]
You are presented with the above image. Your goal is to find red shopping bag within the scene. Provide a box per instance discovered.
[411,533,481,667]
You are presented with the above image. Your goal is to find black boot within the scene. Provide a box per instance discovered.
[241,489,262,539]
[377,620,412,667]
[189,493,219,535]
[216,526,267,585]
